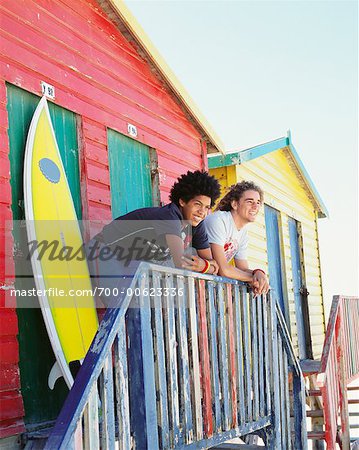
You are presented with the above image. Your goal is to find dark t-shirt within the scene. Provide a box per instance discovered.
[95,203,209,257]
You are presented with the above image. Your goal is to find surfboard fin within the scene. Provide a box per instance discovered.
[48,360,63,390]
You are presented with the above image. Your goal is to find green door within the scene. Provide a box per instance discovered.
[108,130,155,217]
[6,84,81,425]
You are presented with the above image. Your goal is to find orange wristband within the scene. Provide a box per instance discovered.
[201,259,210,274]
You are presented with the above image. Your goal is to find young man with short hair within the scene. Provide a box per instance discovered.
[204,180,269,295]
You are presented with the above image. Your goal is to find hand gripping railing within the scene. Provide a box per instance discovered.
[317,295,359,449]
[45,263,307,449]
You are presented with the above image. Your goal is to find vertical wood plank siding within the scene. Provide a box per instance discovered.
[210,148,325,359]
[0,0,207,434]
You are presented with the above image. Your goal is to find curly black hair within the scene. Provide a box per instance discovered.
[216,180,263,211]
[170,170,221,207]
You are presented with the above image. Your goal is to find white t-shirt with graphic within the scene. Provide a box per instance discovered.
[204,211,248,262]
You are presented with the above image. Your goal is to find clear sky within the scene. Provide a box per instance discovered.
[125,0,358,314]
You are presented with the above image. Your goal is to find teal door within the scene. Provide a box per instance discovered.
[288,217,309,359]
[264,205,286,316]
[7,84,81,424]
[108,130,155,218]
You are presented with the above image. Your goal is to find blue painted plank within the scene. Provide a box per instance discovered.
[257,295,265,418]
[217,284,230,431]
[240,286,252,422]
[278,336,286,449]
[233,285,245,425]
[187,277,203,441]
[283,346,291,449]
[262,294,271,416]
[163,274,181,446]
[288,217,307,359]
[207,282,221,432]
[139,271,159,449]
[268,292,281,449]
[114,320,131,449]
[152,271,170,449]
[250,292,259,421]
[264,205,286,313]
[100,355,115,450]
[176,275,194,443]
[293,372,308,450]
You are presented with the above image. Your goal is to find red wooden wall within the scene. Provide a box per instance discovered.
[0,0,207,438]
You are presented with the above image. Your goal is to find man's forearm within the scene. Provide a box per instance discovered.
[218,264,253,282]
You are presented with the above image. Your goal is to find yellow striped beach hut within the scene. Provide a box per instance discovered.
[208,132,328,361]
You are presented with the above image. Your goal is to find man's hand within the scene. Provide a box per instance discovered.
[181,255,217,275]
[251,270,270,296]
[208,259,219,275]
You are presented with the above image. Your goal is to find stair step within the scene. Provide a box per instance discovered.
[307,431,325,440]
[350,412,359,417]
[291,409,324,418]
[306,410,324,417]
[349,399,359,404]
[299,359,321,376]
[307,389,322,397]
[350,425,359,429]
[348,386,359,391]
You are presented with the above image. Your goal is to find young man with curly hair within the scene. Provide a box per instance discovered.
[86,170,221,305]
[204,180,270,296]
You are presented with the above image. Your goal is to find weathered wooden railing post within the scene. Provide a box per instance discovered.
[124,269,159,449]
[293,367,308,449]
[267,291,281,449]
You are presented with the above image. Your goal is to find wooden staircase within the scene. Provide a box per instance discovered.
[218,296,359,450]
[297,294,359,450]
[303,384,359,448]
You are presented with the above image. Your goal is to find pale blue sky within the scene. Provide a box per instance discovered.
[125,0,358,311]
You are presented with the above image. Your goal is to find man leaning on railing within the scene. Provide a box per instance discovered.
[204,180,270,296]
[85,170,221,307]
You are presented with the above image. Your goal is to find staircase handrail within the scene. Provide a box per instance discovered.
[318,295,359,449]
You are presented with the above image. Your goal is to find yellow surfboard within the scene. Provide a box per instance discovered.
[24,96,98,389]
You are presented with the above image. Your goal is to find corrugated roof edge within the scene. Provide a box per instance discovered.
[100,0,225,154]
[208,132,328,218]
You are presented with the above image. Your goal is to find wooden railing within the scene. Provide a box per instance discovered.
[45,263,307,449]
[317,295,359,449]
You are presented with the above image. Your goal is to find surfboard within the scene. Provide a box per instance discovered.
[24,96,98,389]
